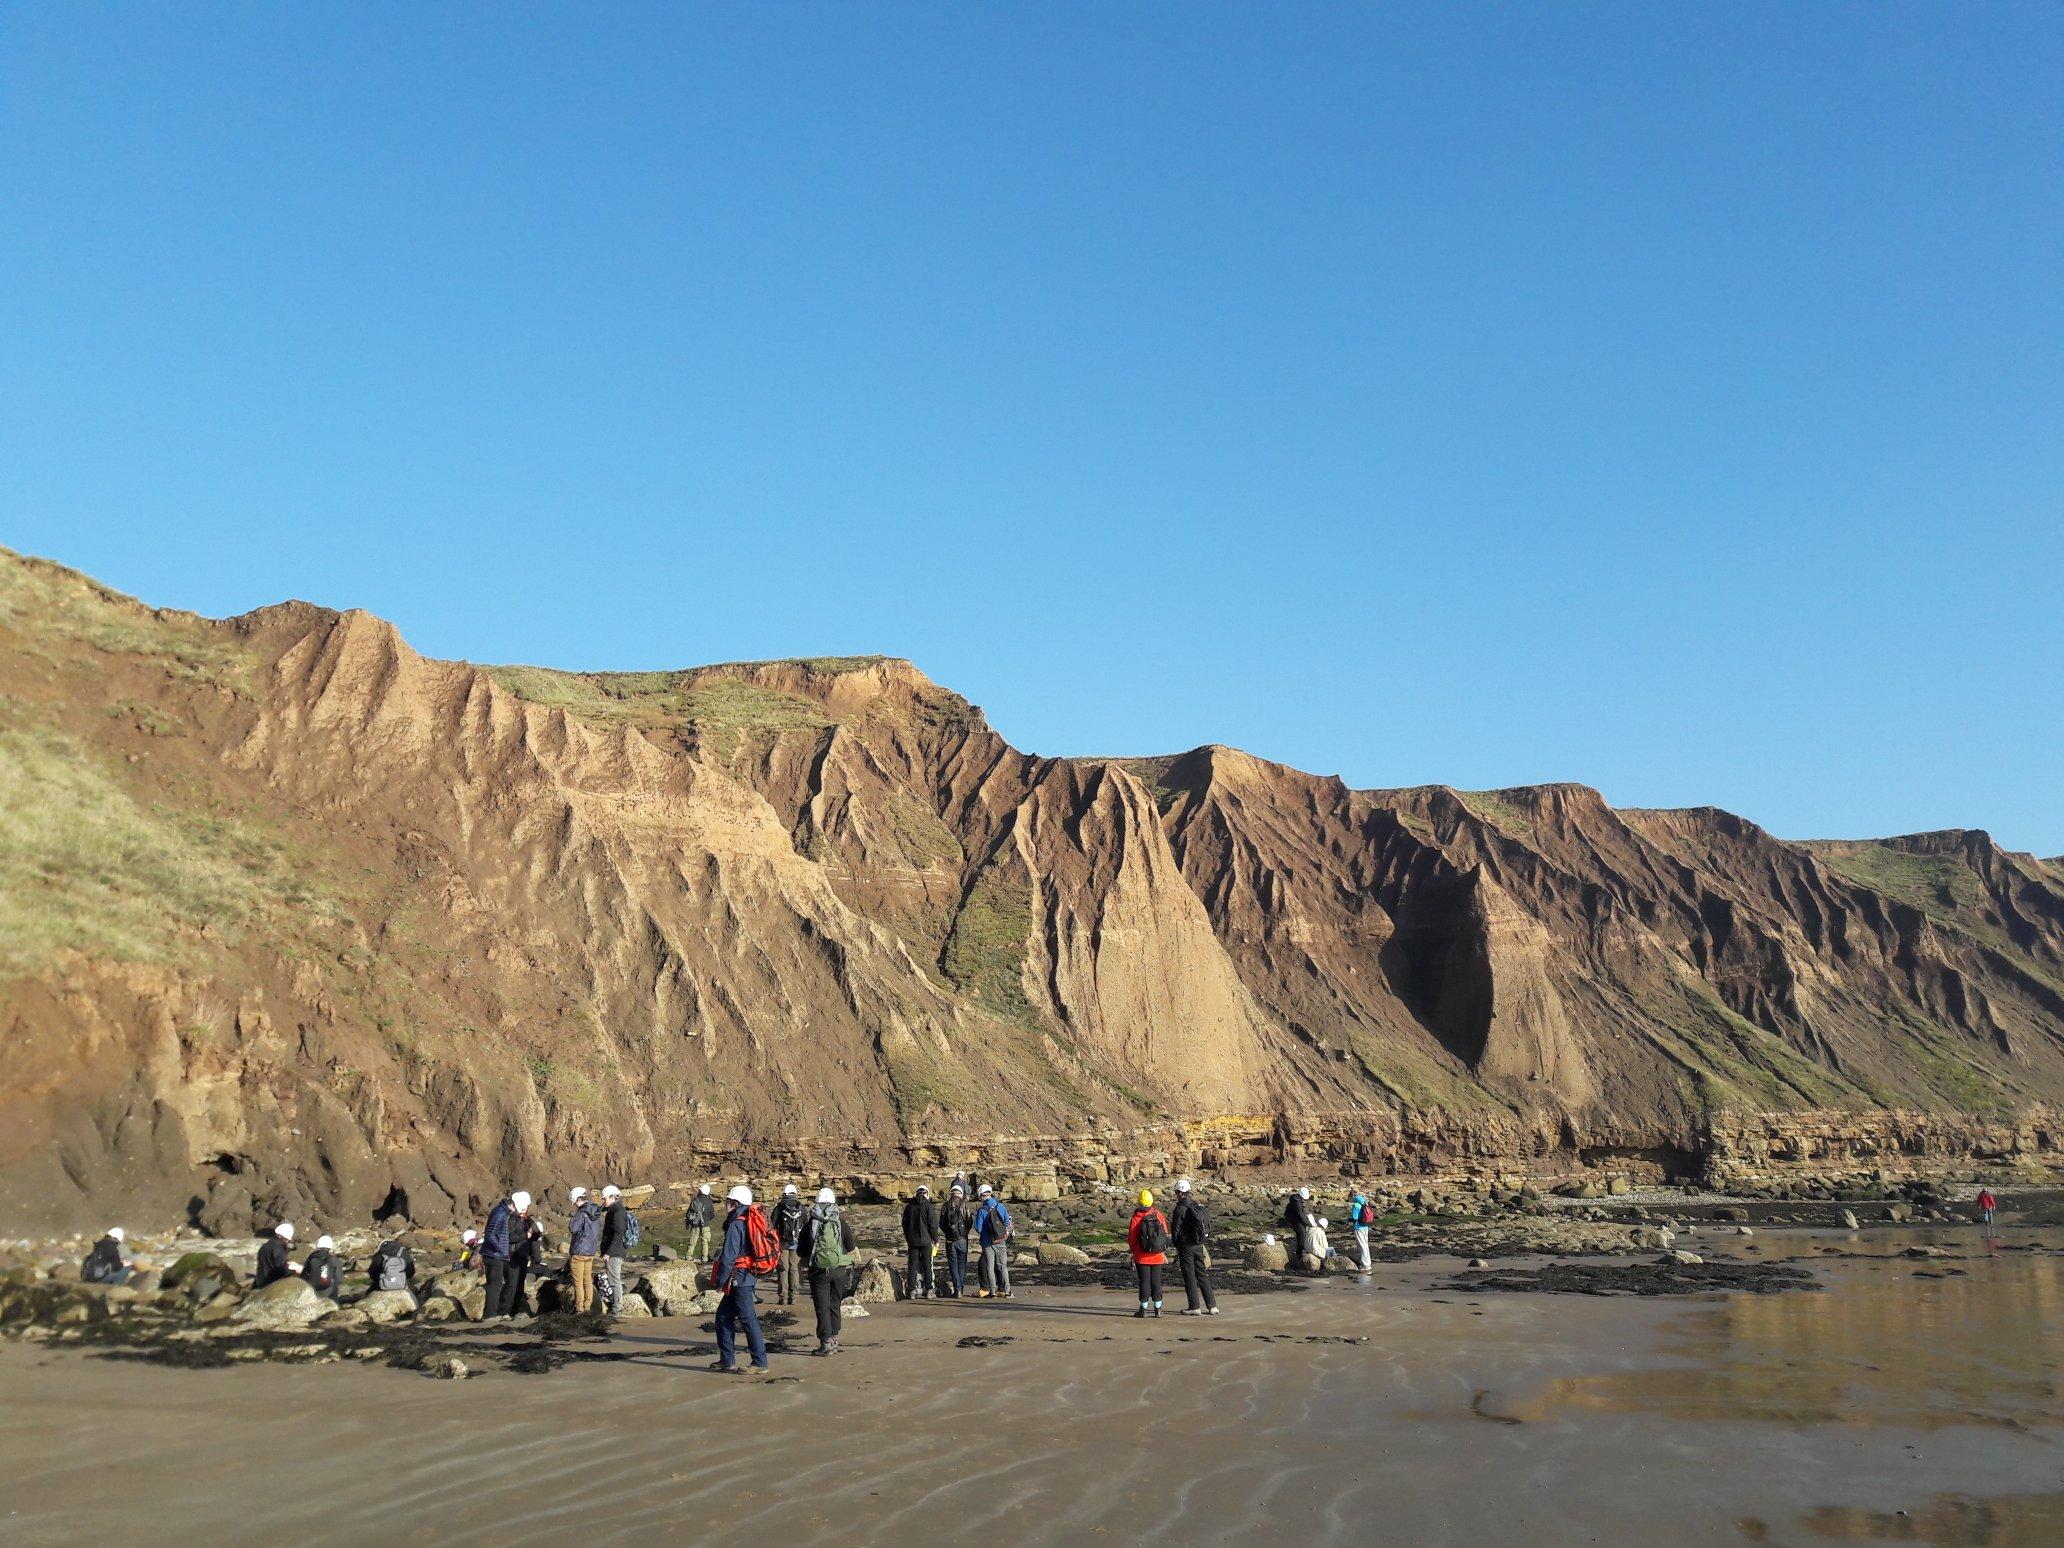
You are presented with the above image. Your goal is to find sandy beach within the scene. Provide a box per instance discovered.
[4,1231,2058,1546]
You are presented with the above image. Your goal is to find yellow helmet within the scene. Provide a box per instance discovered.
[1138,1189,1153,1207]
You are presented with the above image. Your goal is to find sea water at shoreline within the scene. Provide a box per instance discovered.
[1,1227,2057,1546]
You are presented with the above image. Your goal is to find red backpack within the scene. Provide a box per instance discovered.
[737,1204,782,1275]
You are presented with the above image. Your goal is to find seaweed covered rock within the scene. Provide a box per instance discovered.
[228,1278,334,1330]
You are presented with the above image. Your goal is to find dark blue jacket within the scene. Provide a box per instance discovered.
[715,1206,756,1291]
[569,1201,602,1256]
[482,1198,514,1262]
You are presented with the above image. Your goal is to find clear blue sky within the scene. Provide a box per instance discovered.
[4,7,2059,853]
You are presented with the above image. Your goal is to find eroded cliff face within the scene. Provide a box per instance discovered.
[3,548,2061,1231]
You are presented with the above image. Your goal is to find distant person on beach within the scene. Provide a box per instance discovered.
[255,1222,295,1288]
[301,1235,341,1300]
[1170,1179,1218,1316]
[369,1236,415,1293]
[772,1184,807,1308]
[598,1184,631,1316]
[1347,1186,1374,1271]
[1282,1188,1314,1271]
[80,1227,132,1286]
[800,1186,856,1355]
[684,1184,717,1264]
[1977,1189,1997,1227]
[1129,1189,1172,1318]
[902,1184,940,1300]
[973,1184,1013,1298]
[940,1183,972,1298]
[711,1184,775,1374]
[567,1186,603,1314]
[481,1190,531,1317]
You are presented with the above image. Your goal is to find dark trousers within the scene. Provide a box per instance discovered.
[1177,1245,1217,1311]
[1135,1261,1164,1305]
[905,1244,933,1297]
[503,1264,529,1316]
[779,1248,801,1305]
[484,1258,513,1317]
[809,1266,846,1345]
[945,1240,969,1296]
[715,1274,767,1368]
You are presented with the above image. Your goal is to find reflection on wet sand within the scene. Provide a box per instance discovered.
[1517,1248,2063,1433]
[1790,1489,2064,1544]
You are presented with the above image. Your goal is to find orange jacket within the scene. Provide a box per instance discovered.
[1128,1208,1169,1265]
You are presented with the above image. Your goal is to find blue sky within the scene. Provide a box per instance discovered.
[4,7,2059,853]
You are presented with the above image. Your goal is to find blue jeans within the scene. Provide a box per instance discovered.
[946,1240,969,1296]
[715,1274,767,1368]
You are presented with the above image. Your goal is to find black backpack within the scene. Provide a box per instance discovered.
[1137,1211,1171,1257]
[1176,1199,1209,1245]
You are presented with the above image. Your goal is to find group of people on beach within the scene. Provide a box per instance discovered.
[892,1173,1017,1302]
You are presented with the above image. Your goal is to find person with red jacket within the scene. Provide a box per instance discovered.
[1977,1188,1997,1228]
[1128,1189,1172,1319]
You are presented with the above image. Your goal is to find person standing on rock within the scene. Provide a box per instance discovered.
[1346,1185,1374,1272]
[940,1184,973,1298]
[800,1186,857,1355]
[902,1184,940,1299]
[481,1190,530,1317]
[684,1183,717,1265]
[711,1184,774,1374]
[598,1184,630,1316]
[1128,1190,1172,1318]
[773,1184,807,1308]
[1281,1188,1314,1272]
[80,1227,132,1286]
[300,1234,342,1299]
[973,1183,1013,1298]
[1169,1179,1219,1316]
[255,1222,296,1289]
[567,1186,603,1314]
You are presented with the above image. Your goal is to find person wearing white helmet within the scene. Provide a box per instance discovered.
[597,1184,634,1317]
[973,1183,1013,1298]
[300,1234,342,1300]
[1170,1179,1219,1315]
[81,1226,132,1286]
[940,1183,973,1298]
[482,1189,532,1317]
[1280,1187,1316,1273]
[1346,1182,1373,1272]
[567,1186,603,1314]
[683,1182,717,1265]
[799,1186,857,1354]
[901,1183,940,1300]
[255,1221,295,1289]
[711,1184,773,1373]
[771,1184,807,1308]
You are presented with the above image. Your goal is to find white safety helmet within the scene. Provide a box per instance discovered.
[727,1184,753,1206]
[511,1191,532,1211]
[1298,1186,1311,1199]
[977,1183,993,1196]
[1175,1179,1193,1193]
[275,1222,295,1240]
[697,1183,712,1195]
[816,1187,836,1205]
[569,1186,588,1203]
[315,1235,334,1250]
[601,1185,621,1201]
[107,1226,125,1241]
[462,1229,478,1244]
[782,1184,798,1195]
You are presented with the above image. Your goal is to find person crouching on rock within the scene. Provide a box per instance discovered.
[81,1227,132,1286]
[567,1186,603,1314]
[1170,1179,1218,1316]
[711,1184,773,1374]
[902,1184,939,1300]
[1129,1190,1172,1317]
[801,1186,857,1355]
[456,1228,481,1272]
[301,1235,341,1299]
[481,1190,531,1317]
[1305,1215,1332,1268]
[940,1184,972,1298]
[255,1222,296,1288]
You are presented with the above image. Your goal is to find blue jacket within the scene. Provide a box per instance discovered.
[568,1201,602,1256]
[715,1206,756,1290]
[482,1198,514,1262]
[1346,1193,1367,1227]
[975,1198,1012,1247]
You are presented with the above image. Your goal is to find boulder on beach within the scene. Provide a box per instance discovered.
[162,1252,242,1298]
[1244,1241,1289,1272]
[1033,1242,1090,1266]
[852,1261,895,1303]
[356,1289,417,1324]
[640,1262,704,1315]
[615,1294,653,1318]
[1630,1226,1676,1251]
[228,1278,334,1330]
[422,1272,487,1319]
[1840,1210,1861,1230]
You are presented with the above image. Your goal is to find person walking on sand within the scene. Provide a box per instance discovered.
[973,1183,1014,1298]
[567,1186,603,1314]
[684,1183,717,1264]
[598,1184,631,1316]
[940,1184,973,1298]
[902,1184,940,1300]
[80,1227,133,1286]
[1977,1188,1997,1228]
[800,1186,857,1355]
[1346,1184,1374,1272]
[481,1190,531,1317]
[255,1222,296,1289]
[1170,1179,1219,1316]
[1129,1190,1172,1318]
[1281,1187,1315,1272]
[772,1184,807,1308]
[711,1184,776,1374]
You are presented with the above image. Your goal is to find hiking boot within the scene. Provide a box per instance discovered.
[1180,1308,1202,1316]
[1205,1306,1221,1316]
[1134,1307,1147,1318]
[709,1361,743,1374]
[1152,1305,1162,1318]
[811,1343,829,1356]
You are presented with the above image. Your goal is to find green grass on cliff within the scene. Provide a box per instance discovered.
[0,548,256,695]
[940,864,1038,1029]
[484,664,833,755]
[1457,789,1537,841]
[1815,843,1985,923]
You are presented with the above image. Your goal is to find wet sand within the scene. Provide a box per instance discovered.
[2,1232,2059,1546]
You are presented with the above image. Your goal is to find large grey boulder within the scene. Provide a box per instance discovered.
[356,1289,418,1324]
[852,1261,896,1303]
[228,1278,334,1330]
[1244,1240,1290,1273]
[1033,1242,1091,1267]
[640,1262,705,1315]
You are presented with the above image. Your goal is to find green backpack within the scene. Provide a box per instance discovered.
[809,1208,851,1271]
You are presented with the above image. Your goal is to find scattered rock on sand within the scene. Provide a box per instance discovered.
[1666,1250,1704,1266]
[1840,1210,1861,1230]
[840,1301,870,1318]
[852,1261,895,1303]
[356,1289,417,1324]
[1244,1241,1289,1273]
[431,1356,469,1380]
[228,1278,334,1330]
[640,1262,705,1315]
[1035,1242,1092,1266]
